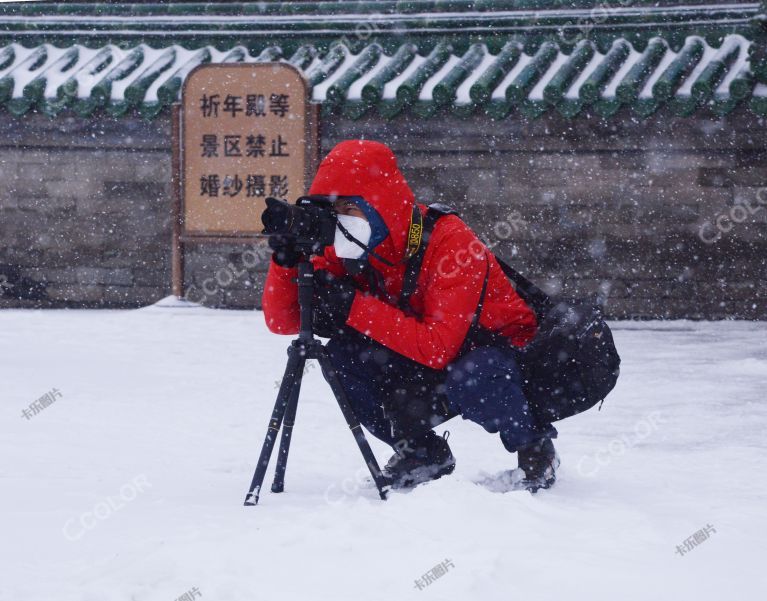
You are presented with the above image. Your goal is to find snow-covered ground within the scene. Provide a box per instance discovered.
[2,305,766,601]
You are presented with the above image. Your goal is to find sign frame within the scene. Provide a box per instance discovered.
[170,63,320,298]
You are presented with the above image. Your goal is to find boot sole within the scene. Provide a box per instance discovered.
[522,453,560,494]
[390,460,456,490]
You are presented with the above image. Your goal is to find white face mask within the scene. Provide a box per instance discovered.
[334,214,372,260]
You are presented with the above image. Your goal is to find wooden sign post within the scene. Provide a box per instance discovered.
[171,63,318,299]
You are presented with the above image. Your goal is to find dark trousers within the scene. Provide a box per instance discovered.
[324,331,557,453]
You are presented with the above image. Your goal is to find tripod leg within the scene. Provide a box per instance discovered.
[244,346,306,506]
[316,348,390,500]
[270,359,306,493]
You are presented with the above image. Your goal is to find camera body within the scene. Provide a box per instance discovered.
[261,196,337,255]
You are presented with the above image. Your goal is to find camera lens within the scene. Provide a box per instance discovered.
[262,197,293,234]
[261,197,337,254]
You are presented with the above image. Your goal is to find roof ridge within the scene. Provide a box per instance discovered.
[0,36,763,120]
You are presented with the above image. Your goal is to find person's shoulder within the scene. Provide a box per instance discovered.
[430,212,476,243]
[424,213,485,267]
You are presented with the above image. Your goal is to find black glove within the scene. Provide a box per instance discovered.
[268,234,303,268]
[312,270,357,337]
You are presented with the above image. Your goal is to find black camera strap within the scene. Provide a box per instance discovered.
[494,258,552,319]
[398,205,455,313]
[404,204,424,259]
[397,205,492,379]
[398,203,491,325]
[335,204,424,268]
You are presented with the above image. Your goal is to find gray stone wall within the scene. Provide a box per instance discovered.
[1,108,765,318]
[0,116,173,307]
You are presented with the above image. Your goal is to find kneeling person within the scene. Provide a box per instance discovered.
[262,140,558,492]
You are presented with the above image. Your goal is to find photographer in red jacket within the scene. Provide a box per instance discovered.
[262,140,559,492]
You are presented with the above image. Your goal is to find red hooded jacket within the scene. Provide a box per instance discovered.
[262,140,537,369]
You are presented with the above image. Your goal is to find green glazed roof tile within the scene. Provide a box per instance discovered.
[0,34,763,120]
[751,82,767,114]
[0,2,762,57]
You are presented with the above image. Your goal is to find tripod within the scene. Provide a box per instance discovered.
[244,259,390,505]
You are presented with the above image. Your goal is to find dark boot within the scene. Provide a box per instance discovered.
[384,431,455,489]
[516,437,559,493]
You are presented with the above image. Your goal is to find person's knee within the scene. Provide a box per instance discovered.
[325,332,364,370]
[324,336,344,365]
[444,346,526,415]
[445,347,513,392]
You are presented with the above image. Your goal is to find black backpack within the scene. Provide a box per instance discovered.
[497,262,621,421]
[401,204,621,423]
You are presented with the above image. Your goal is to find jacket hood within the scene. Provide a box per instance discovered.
[308,140,416,265]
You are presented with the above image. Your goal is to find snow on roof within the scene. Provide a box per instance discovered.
[0,35,763,120]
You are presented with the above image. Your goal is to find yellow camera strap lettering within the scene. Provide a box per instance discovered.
[406,205,423,259]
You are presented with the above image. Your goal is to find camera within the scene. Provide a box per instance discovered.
[261,196,337,255]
